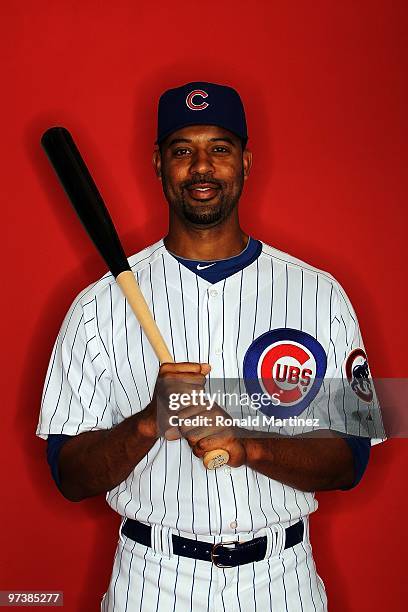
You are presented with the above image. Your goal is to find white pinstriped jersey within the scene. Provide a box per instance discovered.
[37,238,384,536]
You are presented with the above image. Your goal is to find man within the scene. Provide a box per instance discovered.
[37,82,384,611]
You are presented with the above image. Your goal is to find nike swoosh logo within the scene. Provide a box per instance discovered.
[197,263,216,270]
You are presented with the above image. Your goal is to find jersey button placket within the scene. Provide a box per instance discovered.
[206,285,226,535]
[207,287,224,369]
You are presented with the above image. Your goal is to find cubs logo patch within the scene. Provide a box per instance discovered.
[185,89,209,111]
[243,329,327,417]
[344,348,373,403]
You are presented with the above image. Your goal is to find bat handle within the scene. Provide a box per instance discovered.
[116,271,229,470]
[203,449,230,469]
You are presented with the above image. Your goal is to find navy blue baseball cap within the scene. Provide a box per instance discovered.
[156,81,248,147]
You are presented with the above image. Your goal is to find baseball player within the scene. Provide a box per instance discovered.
[37,82,384,611]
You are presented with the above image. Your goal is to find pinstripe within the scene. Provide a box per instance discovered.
[132,454,149,519]
[252,562,257,611]
[175,440,182,531]
[161,439,168,526]
[220,569,227,612]
[124,300,142,411]
[109,285,132,410]
[154,558,163,612]
[281,556,290,612]
[60,392,73,434]
[214,469,223,535]
[206,563,214,612]
[40,339,58,419]
[162,255,175,358]
[233,269,254,532]
[171,554,181,612]
[196,275,201,363]
[136,271,152,401]
[112,539,126,612]
[178,263,190,361]
[190,557,197,612]
[301,542,318,612]
[190,447,196,533]
[235,564,243,612]
[88,375,99,427]
[47,312,84,433]
[315,275,319,338]
[292,546,304,612]
[103,543,119,612]
[235,270,244,417]
[74,335,97,434]
[284,264,288,327]
[206,286,211,384]
[221,279,238,532]
[252,258,259,339]
[138,550,149,612]
[95,295,110,359]
[123,540,137,612]
[310,552,325,609]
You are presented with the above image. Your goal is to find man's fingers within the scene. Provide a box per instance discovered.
[159,362,211,375]
[195,431,234,451]
[164,426,182,440]
[183,425,229,445]
[162,405,212,440]
[200,363,211,376]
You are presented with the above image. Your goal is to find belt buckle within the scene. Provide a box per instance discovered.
[211,540,239,568]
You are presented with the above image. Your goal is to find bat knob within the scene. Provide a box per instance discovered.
[203,449,230,470]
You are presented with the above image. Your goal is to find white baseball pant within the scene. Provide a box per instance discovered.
[101,518,327,612]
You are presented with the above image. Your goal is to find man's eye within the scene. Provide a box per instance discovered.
[212,146,229,153]
[174,148,191,156]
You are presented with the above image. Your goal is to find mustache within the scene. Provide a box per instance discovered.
[181,177,224,189]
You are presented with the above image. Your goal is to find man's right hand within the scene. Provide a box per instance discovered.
[139,362,211,440]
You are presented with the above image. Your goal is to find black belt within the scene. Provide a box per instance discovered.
[122,519,304,568]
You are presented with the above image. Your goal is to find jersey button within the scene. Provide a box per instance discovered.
[209,289,218,297]
[215,347,223,356]
[224,466,231,475]
[230,520,238,529]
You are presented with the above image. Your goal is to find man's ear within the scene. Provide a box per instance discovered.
[243,149,252,180]
[152,148,162,180]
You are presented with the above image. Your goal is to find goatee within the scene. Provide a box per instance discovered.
[181,202,226,226]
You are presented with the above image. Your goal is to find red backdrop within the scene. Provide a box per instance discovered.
[1,1,407,610]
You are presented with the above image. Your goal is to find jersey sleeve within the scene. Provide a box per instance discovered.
[36,292,116,439]
[310,281,386,445]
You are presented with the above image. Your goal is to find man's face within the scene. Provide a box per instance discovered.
[153,125,252,227]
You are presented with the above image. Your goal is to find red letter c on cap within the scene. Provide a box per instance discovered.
[186,89,209,111]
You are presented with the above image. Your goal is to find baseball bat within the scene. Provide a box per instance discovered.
[41,126,229,471]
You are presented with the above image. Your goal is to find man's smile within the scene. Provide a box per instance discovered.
[185,182,221,201]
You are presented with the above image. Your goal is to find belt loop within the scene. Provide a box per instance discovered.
[275,524,286,556]
[118,516,128,546]
[263,523,285,560]
[263,526,274,560]
[151,524,173,559]
[302,516,309,543]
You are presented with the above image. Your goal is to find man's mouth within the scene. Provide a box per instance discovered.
[186,183,221,201]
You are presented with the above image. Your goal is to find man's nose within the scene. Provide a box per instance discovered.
[189,149,214,175]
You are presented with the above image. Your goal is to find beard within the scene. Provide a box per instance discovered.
[162,168,245,227]
[181,192,231,226]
